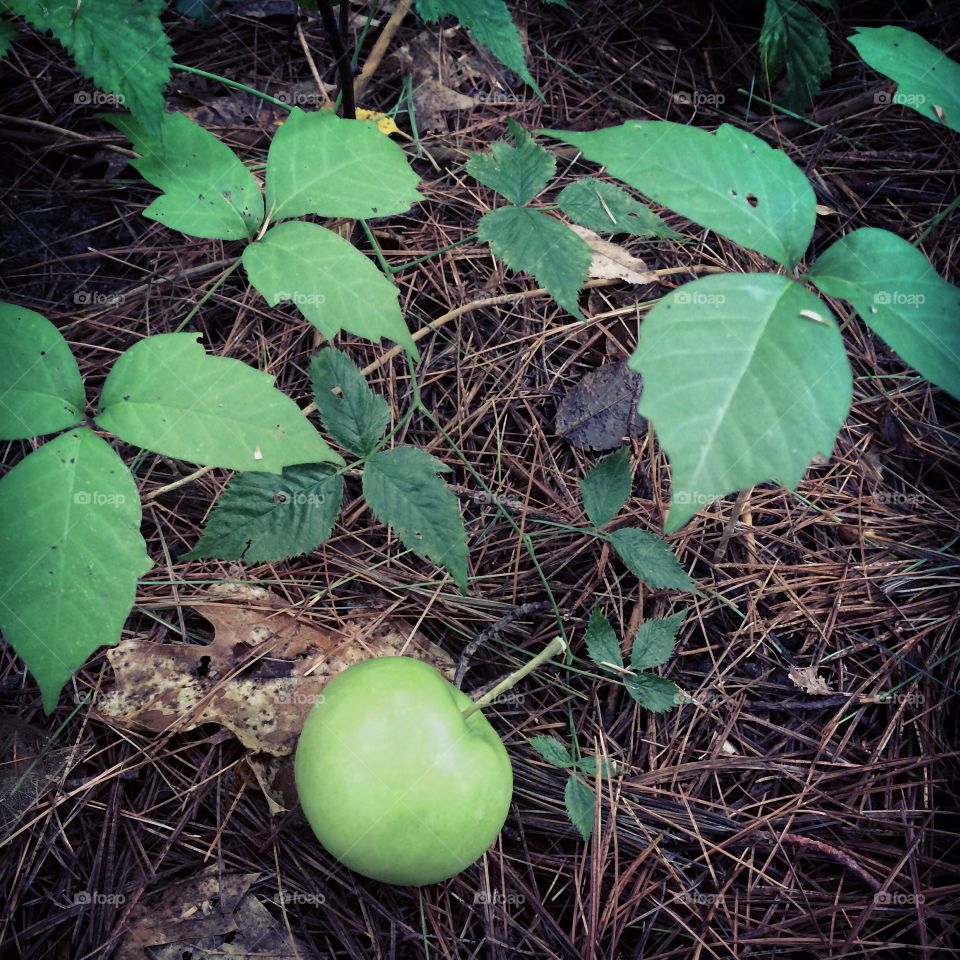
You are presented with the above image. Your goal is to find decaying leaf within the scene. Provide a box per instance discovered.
[97,583,455,756]
[788,665,834,696]
[413,78,477,132]
[555,360,646,451]
[568,224,657,284]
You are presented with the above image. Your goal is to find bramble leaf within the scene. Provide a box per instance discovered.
[529,734,574,768]
[96,333,342,473]
[557,178,680,239]
[0,19,16,59]
[585,605,623,671]
[623,673,681,713]
[631,612,685,670]
[0,303,84,439]
[466,118,555,205]
[609,528,697,592]
[564,775,595,842]
[760,0,832,113]
[580,446,631,527]
[0,429,151,713]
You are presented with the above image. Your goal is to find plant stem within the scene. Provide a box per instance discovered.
[462,636,566,720]
[171,62,292,111]
[318,0,356,119]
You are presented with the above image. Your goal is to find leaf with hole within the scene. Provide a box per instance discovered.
[580,446,632,527]
[466,118,555,205]
[558,178,680,239]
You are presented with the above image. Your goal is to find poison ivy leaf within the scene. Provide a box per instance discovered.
[415,0,541,96]
[2,0,171,135]
[543,121,816,269]
[309,348,391,458]
[362,447,469,592]
[850,26,960,133]
[265,107,421,221]
[0,303,84,439]
[632,273,852,531]
[623,673,680,713]
[106,112,264,240]
[585,605,623,671]
[183,464,343,563]
[631,611,685,670]
[557,178,681,239]
[0,19,16,59]
[0,429,152,713]
[809,229,960,399]
[609,528,697,592]
[466,118,555,205]
[564,775,595,842]
[760,0,832,113]
[95,333,342,473]
[580,446,631,527]
[477,205,591,319]
[243,221,417,356]
[529,734,574,768]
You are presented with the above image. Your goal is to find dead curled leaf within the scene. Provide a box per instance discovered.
[568,224,657,284]
[97,583,454,757]
[788,665,834,696]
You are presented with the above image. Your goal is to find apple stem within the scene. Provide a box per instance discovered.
[461,636,567,720]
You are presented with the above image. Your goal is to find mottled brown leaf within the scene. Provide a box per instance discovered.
[555,360,645,451]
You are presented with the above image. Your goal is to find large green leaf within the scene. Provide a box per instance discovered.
[632,273,852,531]
[243,221,417,356]
[2,0,171,135]
[415,0,540,95]
[107,112,264,240]
[362,446,469,592]
[557,178,681,239]
[184,464,343,563]
[0,303,84,439]
[95,333,342,473]
[0,429,151,712]
[477,205,591,319]
[850,26,960,134]
[466,118,555,206]
[579,446,631,527]
[760,0,832,113]
[265,108,421,221]
[609,528,697,592]
[542,121,816,269]
[809,229,960,399]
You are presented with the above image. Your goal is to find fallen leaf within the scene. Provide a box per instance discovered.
[555,360,646,451]
[568,225,657,284]
[788,665,834,696]
[412,78,477,133]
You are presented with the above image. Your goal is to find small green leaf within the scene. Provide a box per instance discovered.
[808,228,960,399]
[309,348,391,458]
[557,178,681,239]
[265,107,422,221]
[623,673,681,713]
[0,303,84,439]
[850,26,960,133]
[574,755,619,777]
[580,446,631,527]
[183,464,343,563]
[564,775,595,842]
[760,0,832,113]
[106,112,263,240]
[477,205,591,319]
[362,447,469,592]
[466,118,555,205]
[543,121,816,269]
[609,528,697,593]
[585,605,623,671]
[529,734,574,768]
[0,429,152,713]
[96,333,342,473]
[631,611,685,670]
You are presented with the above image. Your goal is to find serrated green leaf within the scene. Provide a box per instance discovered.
[632,273,852,531]
[183,464,342,563]
[543,121,815,269]
[585,605,623,671]
[808,228,960,399]
[760,0,832,113]
[309,348,391,457]
[362,447,469,592]
[415,0,540,95]
[580,445,631,527]
[631,611,685,670]
[477,205,590,319]
[3,0,171,135]
[623,673,680,713]
[95,333,342,473]
[574,755,619,777]
[0,303,84,439]
[106,112,263,240]
[529,734,574,768]
[0,19,17,59]
[609,528,697,592]
[265,107,421,221]
[850,26,960,133]
[564,775,595,842]
[243,221,417,356]
[0,429,151,713]
[557,178,681,239]
[466,118,555,205]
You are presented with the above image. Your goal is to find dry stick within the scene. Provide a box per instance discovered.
[0,113,137,156]
[296,22,333,106]
[353,0,414,102]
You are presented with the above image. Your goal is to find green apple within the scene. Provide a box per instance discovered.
[294,655,513,886]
